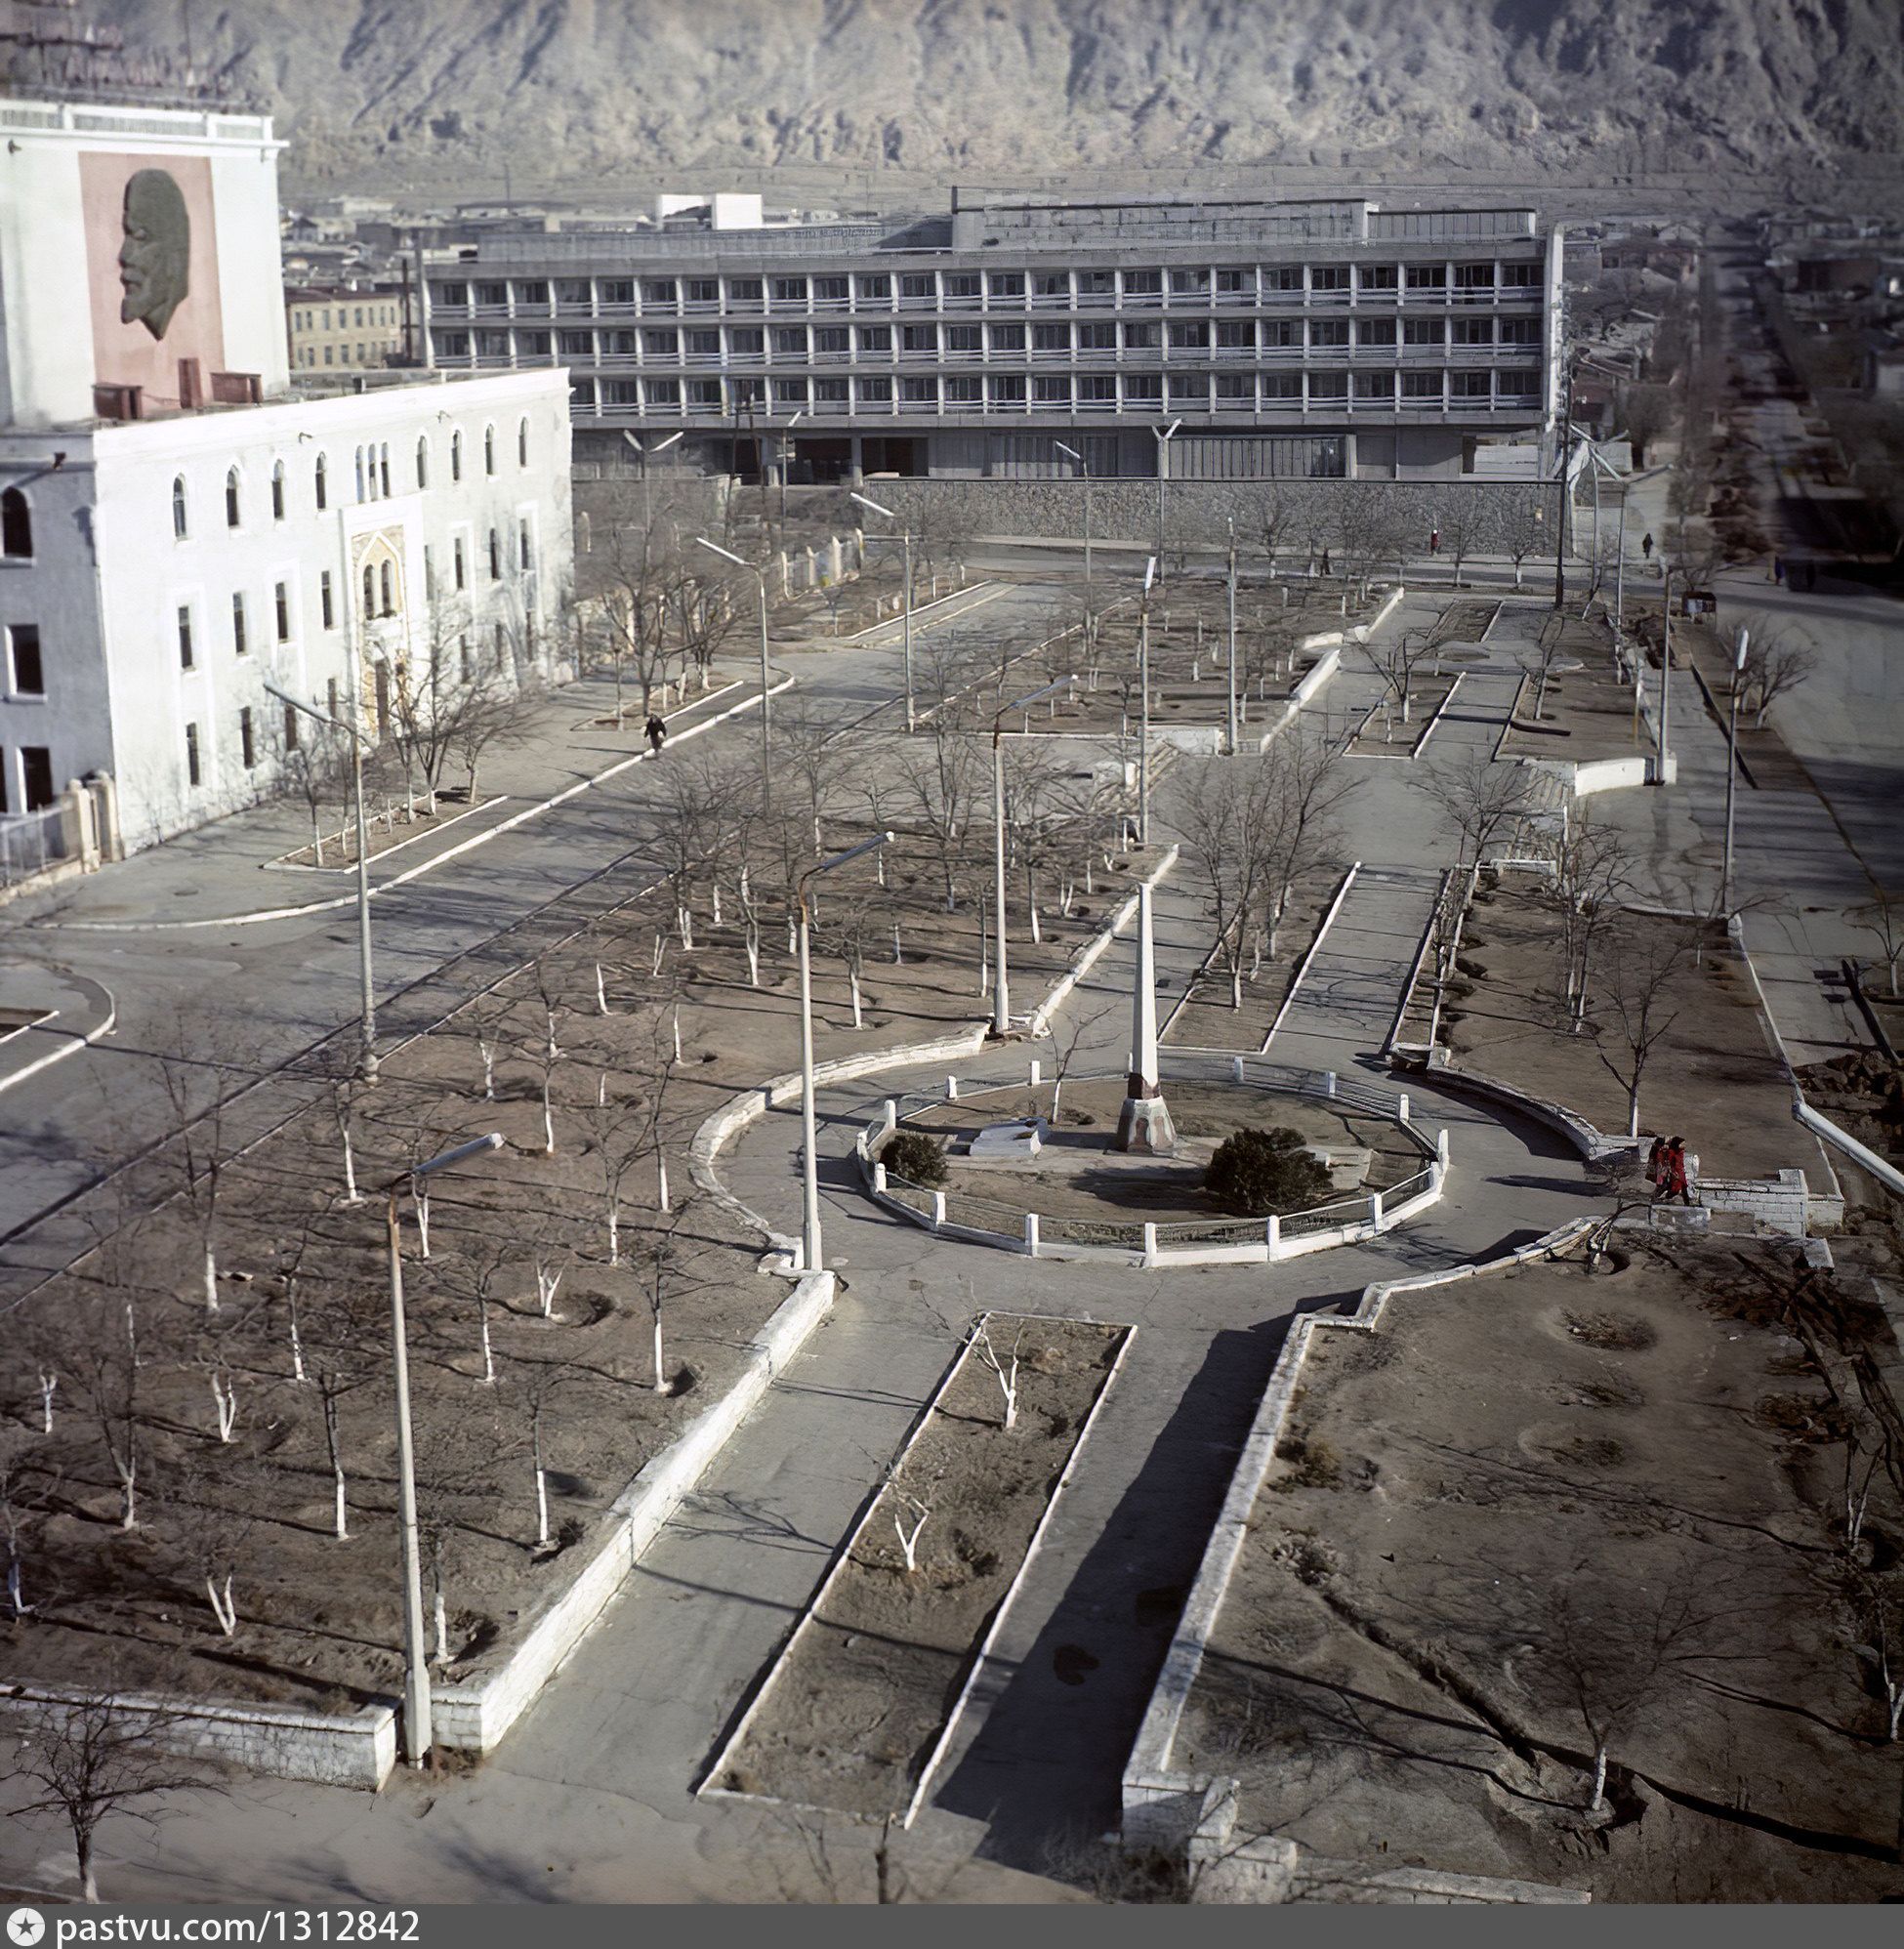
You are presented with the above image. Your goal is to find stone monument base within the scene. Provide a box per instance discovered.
[1115,1094,1178,1156]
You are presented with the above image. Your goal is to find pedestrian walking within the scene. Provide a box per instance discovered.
[1429,527,1441,555]
[1645,1134,1666,1195]
[644,713,667,755]
[1642,531,1654,560]
[1660,1137,1692,1207]
[1773,556,1785,585]
[1320,547,1332,576]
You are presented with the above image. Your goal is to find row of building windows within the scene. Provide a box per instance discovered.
[165,420,535,538]
[433,260,1542,312]
[438,313,1543,363]
[291,304,400,332]
[293,344,390,368]
[570,368,1543,412]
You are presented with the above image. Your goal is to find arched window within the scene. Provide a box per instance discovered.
[362,562,376,617]
[380,560,394,615]
[451,431,463,481]
[415,435,429,490]
[488,528,501,580]
[314,453,328,510]
[172,476,188,538]
[517,416,529,467]
[575,510,591,557]
[1,487,30,559]
[225,468,241,528]
[483,425,495,476]
[380,444,392,498]
[270,461,286,521]
[354,447,366,501]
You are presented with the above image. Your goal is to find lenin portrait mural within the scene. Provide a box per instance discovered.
[80,151,226,405]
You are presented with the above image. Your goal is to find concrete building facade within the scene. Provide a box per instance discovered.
[419,191,1564,488]
[286,283,408,374]
[0,97,573,854]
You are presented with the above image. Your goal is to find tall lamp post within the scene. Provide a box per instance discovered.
[796,833,892,1273]
[993,677,1075,1038]
[1720,627,1749,917]
[694,537,773,817]
[265,678,378,1083]
[1552,363,1576,611]
[1152,419,1180,574]
[779,408,807,526]
[1656,561,1687,786]
[382,1130,506,1766]
[1138,555,1157,844]
[1053,439,1092,605]
[1225,518,1240,756]
[623,429,683,541]
[849,490,914,732]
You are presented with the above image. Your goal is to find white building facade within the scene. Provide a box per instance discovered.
[0,98,573,855]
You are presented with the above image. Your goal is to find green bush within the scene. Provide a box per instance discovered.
[1204,1126,1335,1217]
[881,1130,947,1187]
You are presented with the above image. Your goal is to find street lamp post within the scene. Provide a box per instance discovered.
[849,490,914,732]
[1053,439,1092,605]
[1657,562,1685,785]
[993,678,1075,1038]
[382,1131,506,1766]
[779,408,807,526]
[624,430,683,541]
[1138,556,1157,844]
[265,679,378,1083]
[1152,420,1180,574]
[1552,365,1576,611]
[795,833,893,1273]
[1225,519,1240,756]
[694,537,772,817]
[1721,627,1749,917]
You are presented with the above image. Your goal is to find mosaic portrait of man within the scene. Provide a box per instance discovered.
[118,167,190,340]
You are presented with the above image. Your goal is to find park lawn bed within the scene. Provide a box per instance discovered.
[1429,876,1803,1182]
[0,829,1135,1719]
[708,1315,1130,1820]
[1168,1238,1904,1902]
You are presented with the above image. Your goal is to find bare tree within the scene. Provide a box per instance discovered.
[1493,501,1550,590]
[1517,614,1570,724]
[1591,922,1697,1139]
[1377,628,1438,726]
[1428,494,1488,586]
[1548,811,1635,1030]
[0,1445,56,1619]
[1740,626,1817,730]
[8,1688,219,1902]
[1417,751,1539,869]
[1850,887,1904,998]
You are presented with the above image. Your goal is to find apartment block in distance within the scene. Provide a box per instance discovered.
[286,282,408,373]
[0,97,572,860]
[419,190,1564,487]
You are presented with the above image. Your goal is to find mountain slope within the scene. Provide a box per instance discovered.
[54,1,1904,190]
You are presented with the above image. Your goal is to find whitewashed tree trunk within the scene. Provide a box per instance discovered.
[341,1124,360,1203]
[652,1314,667,1393]
[744,924,761,988]
[202,1245,220,1316]
[656,1153,671,1215]
[894,1493,930,1573]
[36,1370,56,1434]
[415,1183,431,1260]
[532,1410,551,1550]
[324,1390,348,1539]
[541,1072,557,1154]
[711,884,723,926]
[595,962,609,1014]
[478,1038,496,1100]
[849,970,863,1029]
[477,1296,495,1385]
[651,933,667,977]
[206,1573,236,1637]
[535,1260,564,1319]
[210,1374,237,1443]
[605,1200,620,1267]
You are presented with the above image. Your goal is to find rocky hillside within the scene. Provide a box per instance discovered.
[39,1,1904,194]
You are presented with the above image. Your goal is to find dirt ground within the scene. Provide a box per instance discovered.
[0,828,1130,1713]
[714,1316,1127,1819]
[1172,1238,1904,1903]
[1422,877,1813,1184]
[1165,866,1339,1055]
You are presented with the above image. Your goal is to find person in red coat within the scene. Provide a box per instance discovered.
[1659,1137,1692,1206]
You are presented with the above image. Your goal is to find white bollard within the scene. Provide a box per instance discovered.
[1029,1059,1042,1087]
[947,1075,959,1100]
[1265,1212,1281,1259]
[1024,1213,1040,1258]
[1397,1092,1410,1124]
[932,1190,947,1228]
[1231,1056,1245,1083]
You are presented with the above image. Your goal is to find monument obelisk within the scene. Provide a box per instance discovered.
[1114,883,1176,1153]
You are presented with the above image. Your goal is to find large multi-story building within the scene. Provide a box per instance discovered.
[285,281,410,374]
[0,97,572,858]
[420,191,1563,487]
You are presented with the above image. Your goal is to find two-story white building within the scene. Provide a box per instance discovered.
[0,97,572,858]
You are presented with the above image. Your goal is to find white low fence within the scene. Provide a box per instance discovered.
[857,1052,1447,1267]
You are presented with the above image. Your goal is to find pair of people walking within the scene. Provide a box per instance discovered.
[1645,1134,1693,1205]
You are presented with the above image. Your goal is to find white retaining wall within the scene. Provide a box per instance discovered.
[433,1270,835,1753]
[0,1686,396,1792]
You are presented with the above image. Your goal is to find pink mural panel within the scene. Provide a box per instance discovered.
[80,151,226,407]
